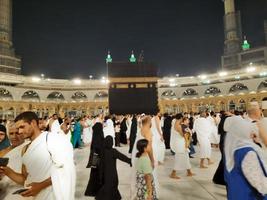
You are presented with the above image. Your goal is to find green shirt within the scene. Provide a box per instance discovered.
[136,155,153,174]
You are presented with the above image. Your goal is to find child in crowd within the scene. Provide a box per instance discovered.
[136,139,157,200]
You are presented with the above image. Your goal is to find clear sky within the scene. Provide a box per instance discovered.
[12,0,267,79]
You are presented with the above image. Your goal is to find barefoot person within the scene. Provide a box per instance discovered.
[193,112,213,168]
[131,116,159,199]
[170,114,194,179]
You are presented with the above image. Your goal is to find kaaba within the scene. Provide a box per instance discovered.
[108,62,159,115]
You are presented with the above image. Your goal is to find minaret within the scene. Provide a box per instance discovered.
[0,0,21,74]
[264,20,267,46]
[223,0,242,55]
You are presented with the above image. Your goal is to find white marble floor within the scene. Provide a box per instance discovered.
[74,145,227,200]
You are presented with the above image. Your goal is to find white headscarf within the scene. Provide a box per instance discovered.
[224,116,263,172]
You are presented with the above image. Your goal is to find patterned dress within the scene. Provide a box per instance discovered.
[136,156,158,200]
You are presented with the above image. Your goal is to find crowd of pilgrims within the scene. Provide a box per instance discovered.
[0,101,266,199]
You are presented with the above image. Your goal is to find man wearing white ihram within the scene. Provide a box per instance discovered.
[0,112,76,200]
[193,112,214,168]
[151,112,166,164]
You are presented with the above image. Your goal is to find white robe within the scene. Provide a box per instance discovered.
[207,116,219,144]
[47,132,76,200]
[126,117,132,140]
[22,132,76,200]
[193,117,212,158]
[50,120,61,134]
[0,142,29,200]
[170,120,191,170]
[22,132,55,200]
[151,116,166,163]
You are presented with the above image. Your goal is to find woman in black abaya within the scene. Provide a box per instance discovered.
[128,115,137,153]
[96,136,132,200]
[85,122,105,196]
[120,117,128,144]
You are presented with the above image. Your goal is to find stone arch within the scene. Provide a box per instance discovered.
[258,80,267,92]
[183,88,198,96]
[161,90,177,100]
[47,92,65,101]
[0,88,13,100]
[21,90,40,101]
[71,91,87,101]
[204,87,221,96]
[94,91,108,101]
[229,83,248,93]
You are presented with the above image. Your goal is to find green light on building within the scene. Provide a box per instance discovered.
[242,37,250,51]
[129,51,136,63]
[106,52,112,63]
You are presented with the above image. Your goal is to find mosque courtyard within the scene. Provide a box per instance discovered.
[74,146,227,200]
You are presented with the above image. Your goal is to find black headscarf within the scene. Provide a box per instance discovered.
[104,136,113,149]
[91,122,104,151]
[0,124,10,151]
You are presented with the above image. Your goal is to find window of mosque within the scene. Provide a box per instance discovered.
[94,91,108,101]
[258,80,267,91]
[250,98,257,102]
[229,100,236,110]
[229,83,248,93]
[71,91,87,101]
[205,87,221,96]
[47,92,65,101]
[238,99,246,111]
[183,88,198,96]
[0,88,13,100]
[161,90,176,99]
[21,90,40,101]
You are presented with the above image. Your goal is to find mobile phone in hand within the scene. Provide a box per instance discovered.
[0,158,9,167]
[12,188,29,195]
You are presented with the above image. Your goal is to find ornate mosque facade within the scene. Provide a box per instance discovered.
[0,0,267,119]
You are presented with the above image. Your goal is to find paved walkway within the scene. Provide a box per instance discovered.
[74,145,227,200]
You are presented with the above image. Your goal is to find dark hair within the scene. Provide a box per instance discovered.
[15,111,39,125]
[174,113,183,120]
[136,139,149,158]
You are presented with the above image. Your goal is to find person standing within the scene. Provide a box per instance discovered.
[49,114,61,134]
[0,125,10,151]
[0,122,27,200]
[129,115,137,154]
[162,114,172,149]
[212,111,232,185]
[72,118,83,148]
[224,116,267,200]
[85,122,105,197]
[114,116,121,147]
[0,111,76,200]
[120,116,128,145]
[96,136,131,200]
[60,116,72,142]
[131,116,159,200]
[170,114,194,179]
[135,139,157,200]
[151,112,166,164]
[193,112,213,168]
